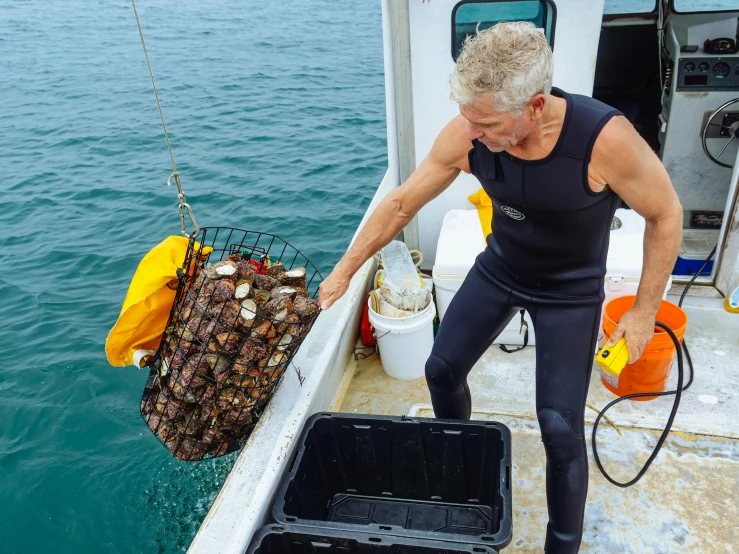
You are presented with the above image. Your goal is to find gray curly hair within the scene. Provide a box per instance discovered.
[449,21,553,115]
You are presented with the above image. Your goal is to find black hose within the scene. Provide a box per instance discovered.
[591,322,685,487]
[678,245,717,308]
[592,246,716,486]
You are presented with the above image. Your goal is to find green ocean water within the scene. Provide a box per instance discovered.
[0,1,385,552]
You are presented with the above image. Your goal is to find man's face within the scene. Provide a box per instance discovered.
[459,96,535,152]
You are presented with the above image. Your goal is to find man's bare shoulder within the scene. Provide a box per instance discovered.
[429,115,474,173]
[590,115,648,179]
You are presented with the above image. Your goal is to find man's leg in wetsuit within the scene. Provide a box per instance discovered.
[529,298,603,554]
[425,262,520,420]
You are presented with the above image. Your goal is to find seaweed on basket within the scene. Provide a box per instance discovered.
[140,228,322,461]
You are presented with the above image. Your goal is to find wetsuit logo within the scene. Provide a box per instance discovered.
[501,206,525,220]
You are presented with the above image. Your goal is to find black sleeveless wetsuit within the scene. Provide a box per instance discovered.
[425,88,623,554]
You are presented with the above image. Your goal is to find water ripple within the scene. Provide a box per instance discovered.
[0,1,386,552]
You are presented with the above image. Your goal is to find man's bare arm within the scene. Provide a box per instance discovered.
[318,117,472,309]
[591,116,683,361]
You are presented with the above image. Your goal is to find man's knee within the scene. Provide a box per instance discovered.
[537,408,583,464]
[425,354,458,393]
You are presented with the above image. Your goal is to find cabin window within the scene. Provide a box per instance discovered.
[604,0,656,14]
[673,0,739,12]
[452,1,556,61]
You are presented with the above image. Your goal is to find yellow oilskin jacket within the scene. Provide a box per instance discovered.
[468,187,493,237]
[105,236,212,367]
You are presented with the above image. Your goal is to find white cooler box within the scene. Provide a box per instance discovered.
[432,208,671,347]
[432,209,534,346]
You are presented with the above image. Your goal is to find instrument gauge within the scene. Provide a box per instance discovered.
[713,62,730,79]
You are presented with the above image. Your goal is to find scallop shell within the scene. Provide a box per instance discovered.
[254,274,279,290]
[252,289,271,304]
[278,267,307,288]
[234,282,252,300]
[265,262,286,278]
[235,261,256,284]
[211,280,236,303]
[293,296,321,319]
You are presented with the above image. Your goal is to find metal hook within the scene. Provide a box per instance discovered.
[179,202,200,239]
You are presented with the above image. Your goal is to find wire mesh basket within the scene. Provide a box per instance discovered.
[140,227,323,461]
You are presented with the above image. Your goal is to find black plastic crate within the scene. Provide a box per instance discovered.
[271,414,512,551]
[247,524,499,553]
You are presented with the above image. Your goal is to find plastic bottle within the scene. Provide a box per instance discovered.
[726,284,739,314]
[381,240,422,290]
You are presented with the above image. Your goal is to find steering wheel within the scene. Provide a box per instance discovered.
[701,97,739,169]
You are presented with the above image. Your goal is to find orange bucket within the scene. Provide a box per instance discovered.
[602,295,688,401]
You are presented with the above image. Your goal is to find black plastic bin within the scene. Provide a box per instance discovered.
[271,413,512,551]
[247,525,499,553]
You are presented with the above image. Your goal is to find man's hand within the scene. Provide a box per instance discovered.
[607,308,656,364]
[317,265,353,311]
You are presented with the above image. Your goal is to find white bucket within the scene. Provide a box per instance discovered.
[367,297,436,380]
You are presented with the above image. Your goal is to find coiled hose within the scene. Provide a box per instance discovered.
[592,246,716,486]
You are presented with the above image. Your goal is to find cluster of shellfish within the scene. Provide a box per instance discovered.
[140,252,321,460]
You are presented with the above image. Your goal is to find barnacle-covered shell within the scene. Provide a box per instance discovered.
[196,281,216,309]
[265,262,286,278]
[293,296,321,319]
[163,350,189,377]
[258,350,288,368]
[212,280,236,303]
[214,300,240,331]
[251,320,276,340]
[174,438,204,461]
[293,286,310,298]
[201,427,227,447]
[187,317,217,346]
[254,274,279,290]
[221,404,253,427]
[204,264,219,280]
[282,314,301,336]
[178,418,204,438]
[236,339,268,363]
[200,383,220,404]
[168,323,194,343]
[176,362,211,391]
[152,390,168,415]
[204,260,236,281]
[180,290,204,320]
[190,270,207,292]
[261,296,293,321]
[209,442,232,458]
[214,332,241,355]
[165,396,186,420]
[235,261,255,283]
[205,353,232,383]
[156,420,177,443]
[144,409,162,433]
[271,286,297,300]
[278,267,307,288]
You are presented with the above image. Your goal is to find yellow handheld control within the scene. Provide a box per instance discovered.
[596,338,630,387]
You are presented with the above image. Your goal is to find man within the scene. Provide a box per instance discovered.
[318,22,682,553]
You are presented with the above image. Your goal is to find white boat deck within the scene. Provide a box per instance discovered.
[334,295,739,553]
